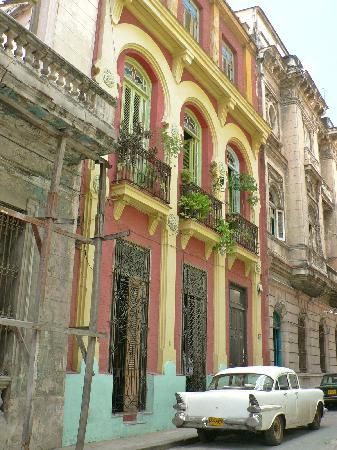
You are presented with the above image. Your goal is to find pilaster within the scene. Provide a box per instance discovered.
[251,263,263,365]
[213,252,227,371]
[210,1,220,65]
[157,222,177,372]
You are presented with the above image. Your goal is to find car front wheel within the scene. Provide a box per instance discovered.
[197,429,217,443]
[308,405,322,430]
[264,415,284,446]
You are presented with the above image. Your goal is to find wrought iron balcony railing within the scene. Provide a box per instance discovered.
[114,147,171,204]
[179,182,223,231]
[226,213,259,254]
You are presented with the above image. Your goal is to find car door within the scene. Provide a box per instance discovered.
[287,373,302,425]
[277,374,298,428]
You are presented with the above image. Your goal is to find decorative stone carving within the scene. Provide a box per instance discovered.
[167,214,179,235]
[110,0,134,26]
[218,95,236,126]
[102,69,115,88]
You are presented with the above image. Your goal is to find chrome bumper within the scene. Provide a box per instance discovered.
[172,412,262,431]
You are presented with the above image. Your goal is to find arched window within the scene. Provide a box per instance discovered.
[183,110,201,185]
[319,320,326,373]
[298,316,307,372]
[226,146,240,214]
[121,58,151,132]
[268,187,285,240]
[273,311,282,366]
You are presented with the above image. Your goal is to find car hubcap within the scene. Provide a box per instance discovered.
[274,419,281,439]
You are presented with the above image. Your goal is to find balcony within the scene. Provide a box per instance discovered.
[113,146,171,204]
[179,182,222,231]
[0,10,116,158]
[111,147,171,234]
[178,183,222,259]
[289,246,327,297]
[226,213,259,255]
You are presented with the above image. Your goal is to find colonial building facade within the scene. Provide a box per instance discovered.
[63,0,270,445]
[236,7,337,387]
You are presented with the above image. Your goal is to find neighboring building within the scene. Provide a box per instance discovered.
[63,0,270,445]
[0,4,116,450]
[236,7,337,387]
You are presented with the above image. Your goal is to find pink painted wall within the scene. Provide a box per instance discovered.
[219,19,245,96]
[98,204,162,374]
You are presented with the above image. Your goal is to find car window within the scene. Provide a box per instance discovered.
[277,375,289,390]
[322,375,337,384]
[288,374,299,389]
[208,373,274,391]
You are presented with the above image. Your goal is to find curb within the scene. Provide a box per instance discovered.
[136,435,200,450]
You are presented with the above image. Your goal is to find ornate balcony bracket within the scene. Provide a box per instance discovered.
[172,48,194,84]
[179,219,219,260]
[111,182,170,235]
[227,246,259,276]
[218,95,236,126]
[110,0,134,25]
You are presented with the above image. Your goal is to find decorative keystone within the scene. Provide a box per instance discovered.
[218,95,236,126]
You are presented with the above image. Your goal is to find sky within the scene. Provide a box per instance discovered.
[227,0,337,125]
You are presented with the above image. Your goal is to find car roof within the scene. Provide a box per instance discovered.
[214,366,296,379]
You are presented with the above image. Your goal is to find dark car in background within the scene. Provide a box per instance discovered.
[318,374,337,408]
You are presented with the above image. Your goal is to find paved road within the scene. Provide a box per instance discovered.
[169,409,337,450]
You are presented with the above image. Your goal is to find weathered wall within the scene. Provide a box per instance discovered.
[0,113,80,449]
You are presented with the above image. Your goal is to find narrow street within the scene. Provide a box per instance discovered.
[169,410,337,450]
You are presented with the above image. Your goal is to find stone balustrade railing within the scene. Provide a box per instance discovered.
[0,10,116,121]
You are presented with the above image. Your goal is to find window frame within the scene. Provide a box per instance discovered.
[288,373,299,389]
[183,0,200,41]
[183,109,202,185]
[268,188,285,241]
[121,57,152,133]
[227,146,240,214]
[277,374,289,391]
[221,41,235,83]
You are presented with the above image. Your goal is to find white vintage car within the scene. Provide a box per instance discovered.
[173,366,324,446]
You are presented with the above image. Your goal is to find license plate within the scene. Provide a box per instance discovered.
[208,416,224,427]
[328,389,336,395]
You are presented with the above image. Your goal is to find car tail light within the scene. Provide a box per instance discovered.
[173,393,186,411]
[247,394,261,413]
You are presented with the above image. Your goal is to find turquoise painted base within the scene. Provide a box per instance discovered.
[62,361,186,446]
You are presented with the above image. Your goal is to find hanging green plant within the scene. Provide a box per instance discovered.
[228,173,258,206]
[179,191,211,221]
[161,125,184,162]
[214,218,237,255]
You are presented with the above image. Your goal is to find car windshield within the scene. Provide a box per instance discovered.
[321,375,337,385]
[208,373,274,392]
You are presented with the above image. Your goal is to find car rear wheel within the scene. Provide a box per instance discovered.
[197,429,217,443]
[308,405,322,430]
[264,416,284,446]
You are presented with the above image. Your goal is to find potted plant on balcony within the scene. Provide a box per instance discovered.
[161,124,184,164]
[214,218,237,255]
[179,191,211,221]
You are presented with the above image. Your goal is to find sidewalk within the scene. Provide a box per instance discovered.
[58,429,199,450]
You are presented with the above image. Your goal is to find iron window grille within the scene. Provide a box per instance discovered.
[109,239,150,414]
